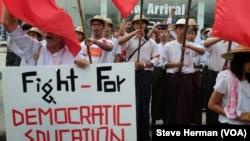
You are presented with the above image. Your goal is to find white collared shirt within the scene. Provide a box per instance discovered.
[162,40,201,74]
[121,36,159,71]
[204,38,238,71]
[214,70,250,125]
[80,38,114,64]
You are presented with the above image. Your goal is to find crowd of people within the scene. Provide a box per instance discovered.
[2,3,250,141]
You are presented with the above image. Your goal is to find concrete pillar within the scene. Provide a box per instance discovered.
[100,0,107,17]
[197,0,205,36]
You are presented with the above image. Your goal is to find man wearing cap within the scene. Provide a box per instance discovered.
[75,26,84,43]
[118,14,159,141]
[80,15,114,64]
[162,18,205,125]
[188,18,203,45]
[102,17,123,63]
[2,5,89,68]
[203,35,238,125]
[208,44,250,125]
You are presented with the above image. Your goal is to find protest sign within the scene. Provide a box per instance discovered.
[2,63,136,141]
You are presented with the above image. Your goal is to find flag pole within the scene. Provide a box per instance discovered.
[223,41,232,70]
[136,0,144,62]
[77,0,92,64]
[178,0,192,73]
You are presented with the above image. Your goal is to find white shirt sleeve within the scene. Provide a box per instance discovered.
[213,70,229,94]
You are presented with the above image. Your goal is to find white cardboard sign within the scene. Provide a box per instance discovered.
[2,63,136,141]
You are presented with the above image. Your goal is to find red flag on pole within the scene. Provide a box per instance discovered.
[212,0,250,47]
[112,0,138,18]
[3,0,81,56]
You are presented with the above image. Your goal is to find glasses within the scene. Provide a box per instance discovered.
[91,23,103,27]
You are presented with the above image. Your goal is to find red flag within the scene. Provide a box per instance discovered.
[3,0,81,56]
[112,0,138,18]
[212,0,250,47]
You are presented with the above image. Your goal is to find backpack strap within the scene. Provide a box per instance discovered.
[127,35,150,62]
[33,45,42,66]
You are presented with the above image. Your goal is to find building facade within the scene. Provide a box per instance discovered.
[53,0,215,35]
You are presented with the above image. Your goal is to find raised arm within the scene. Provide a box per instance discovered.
[147,24,158,39]
[185,44,205,55]
[166,7,176,24]
[118,18,127,37]
[1,4,18,33]
[118,29,139,45]
[203,37,222,48]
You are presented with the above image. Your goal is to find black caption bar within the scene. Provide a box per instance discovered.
[151,125,250,140]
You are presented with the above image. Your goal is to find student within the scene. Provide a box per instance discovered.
[75,26,85,43]
[186,25,206,124]
[162,18,205,125]
[112,26,121,39]
[118,14,159,141]
[208,44,250,125]
[203,35,238,124]
[150,8,176,125]
[103,17,122,63]
[147,7,176,44]
[6,22,32,66]
[150,23,170,126]
[2,4,89,68]
[26,27,44,41]
[80,15,114,64]
[8,27,45,66]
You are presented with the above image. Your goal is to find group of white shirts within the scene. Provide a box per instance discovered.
[156,36,207,74]
[7,26,122,66]
[155,35,239,75]
[7,25,236,74]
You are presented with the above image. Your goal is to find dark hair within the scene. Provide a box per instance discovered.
[230,53,250,82]
[187,25,198,35]
[174,24,184,29]
[22,23,32,31]
[200,27,208,36]
[131,22,149,35]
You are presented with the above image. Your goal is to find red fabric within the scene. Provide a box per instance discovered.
[212,0,250,47]
[112,0,138,18]
[3,0,81,56]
